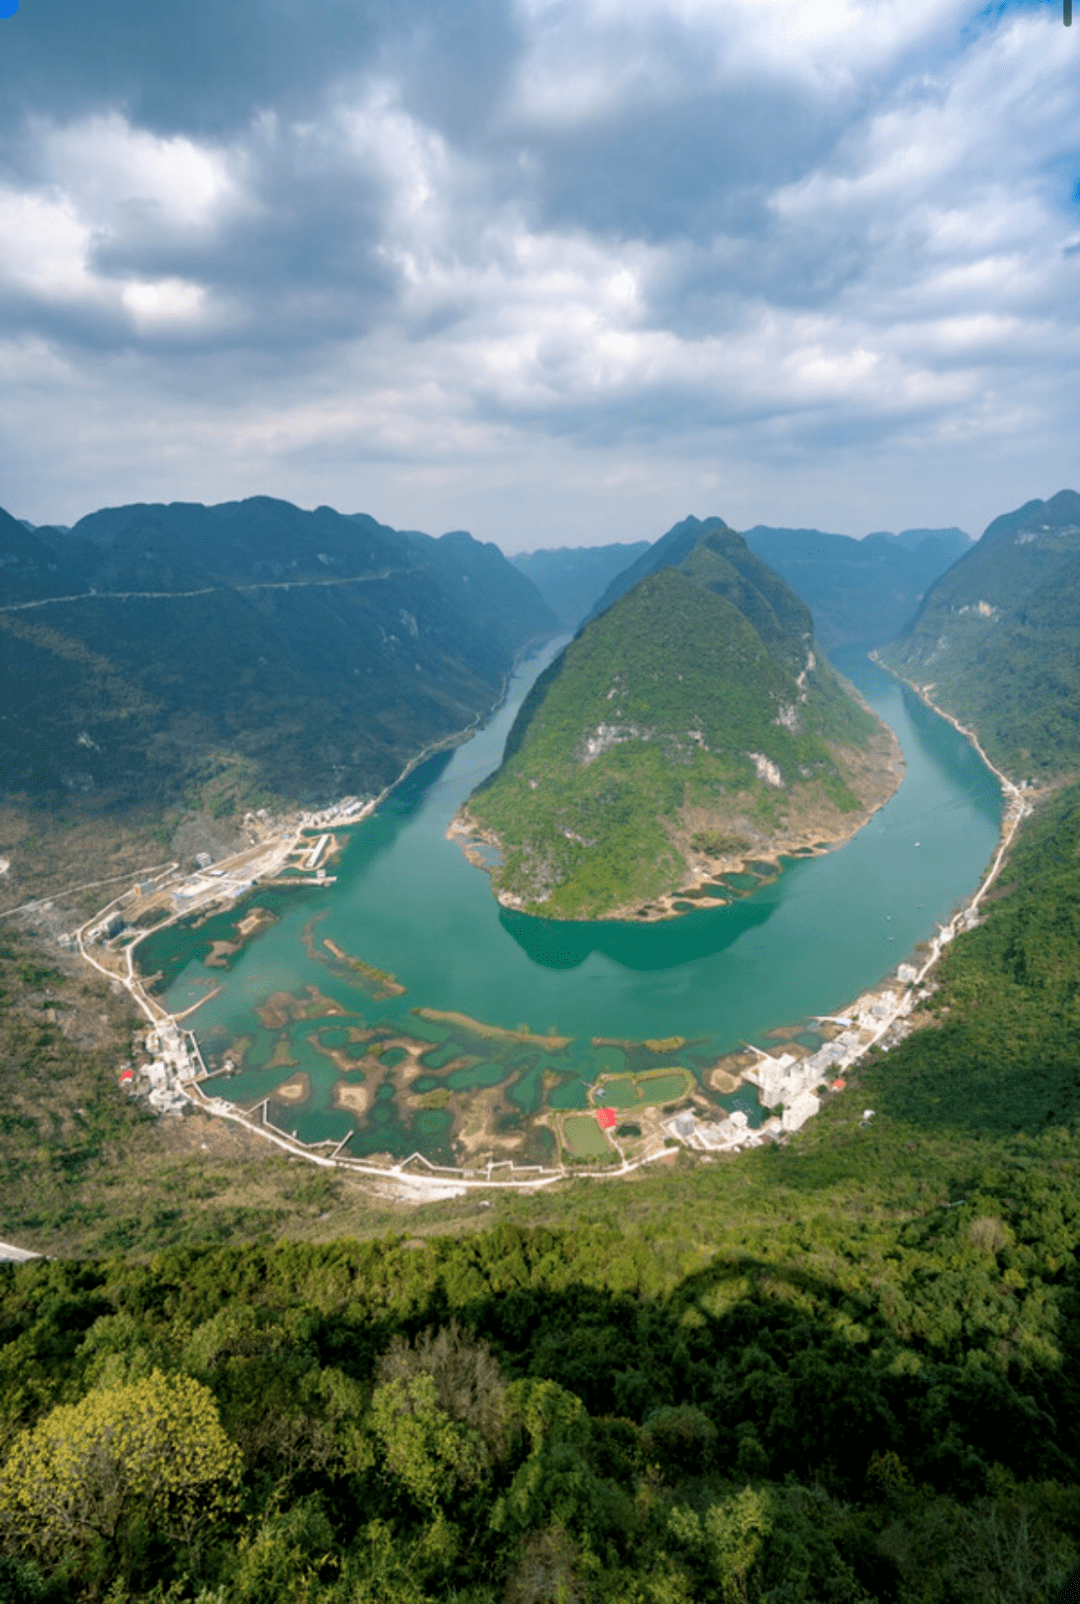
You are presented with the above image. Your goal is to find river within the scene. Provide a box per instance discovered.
[138,646,1002,1164]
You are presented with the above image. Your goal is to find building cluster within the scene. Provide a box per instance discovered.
[125,1021,203,1116]
[664,1107,781,1153]
[665,980,918,1156]
[300,796,370,829]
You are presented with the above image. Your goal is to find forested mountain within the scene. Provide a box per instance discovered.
[741,524,972,649]
[0,499,555,814]
[879,489,1080,776]
[510,541,650,629]
[459,526,900,918]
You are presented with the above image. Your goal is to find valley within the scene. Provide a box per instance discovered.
[107,644,1001,1187]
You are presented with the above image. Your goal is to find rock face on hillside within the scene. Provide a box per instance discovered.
[456,525,904,920]
[0,497,556,813]
[879,489,1080,778]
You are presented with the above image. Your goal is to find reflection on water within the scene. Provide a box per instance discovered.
[499,895,776,971]
[140,643,1002,1159]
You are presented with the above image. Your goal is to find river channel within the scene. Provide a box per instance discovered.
[139,647,1002,1164]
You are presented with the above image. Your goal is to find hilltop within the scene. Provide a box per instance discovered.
[878,489,1080,777]
[456,522,902,919]
[581,514,970,651]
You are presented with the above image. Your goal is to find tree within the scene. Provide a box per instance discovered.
[0,1370,241,1562]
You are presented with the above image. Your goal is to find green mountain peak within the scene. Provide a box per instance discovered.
[457,529,902,920]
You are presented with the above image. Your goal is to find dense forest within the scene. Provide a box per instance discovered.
[4,784,1080,1600]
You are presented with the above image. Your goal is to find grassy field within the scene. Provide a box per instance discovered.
[562,1112,614,1159]
[599,1068,693,1108]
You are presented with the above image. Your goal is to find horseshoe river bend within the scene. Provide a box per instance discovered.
[136,645,1002,1170]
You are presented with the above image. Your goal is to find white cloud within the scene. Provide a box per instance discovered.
[0,0,1078,543]
[120,278,209,326]
[40,114,241,235]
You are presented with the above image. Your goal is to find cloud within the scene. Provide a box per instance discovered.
[0,0,1076,543]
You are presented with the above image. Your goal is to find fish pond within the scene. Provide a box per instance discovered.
[137,645,1002,1168]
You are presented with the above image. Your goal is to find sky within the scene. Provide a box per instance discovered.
[0,0,1076,550]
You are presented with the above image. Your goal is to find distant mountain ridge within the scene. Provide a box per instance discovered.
[740,525,972,649]
[879,489,1080,778]
[510,542,650,630]
[582,515,971,650]
[459,523,902,920]
[0,497,556,815]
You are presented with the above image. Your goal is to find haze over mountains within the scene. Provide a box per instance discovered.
[0,498,555,815]
[461,524,900,920]
[741,525,972,650]
[511,543,650,630]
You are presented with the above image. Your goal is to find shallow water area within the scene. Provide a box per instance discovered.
[138,644,1002,1162]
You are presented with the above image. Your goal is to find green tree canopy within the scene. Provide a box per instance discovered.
[0,1369,241,1561]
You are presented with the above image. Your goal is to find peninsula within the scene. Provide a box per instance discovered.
[454,524,904,919]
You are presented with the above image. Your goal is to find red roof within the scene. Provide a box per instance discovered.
[119,1069,134,1083]
[831,1078,846,1091]
[596,1107,617,1130]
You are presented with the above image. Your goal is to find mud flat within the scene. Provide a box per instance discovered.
[205,940,241,968]
[592,1034,686,1054]
[321,936,406,998]
[270,1072,310,1106]
[704,1051,754,1094]
[256,986,347,1029]
[266,1034,299,1071]
[332,1080,370,1116]
[414,1008,571,1051]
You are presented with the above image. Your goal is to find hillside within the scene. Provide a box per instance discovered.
[0,498,555,818]
[511,540,649,629]
[457,527,902,919]
[742,524,972,649]
[878,489,1080,777]
[584,512,729,622]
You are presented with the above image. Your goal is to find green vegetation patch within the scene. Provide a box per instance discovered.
[880,491,1080,777]
[562,1112,613,1158]
[599,1068,693,1108]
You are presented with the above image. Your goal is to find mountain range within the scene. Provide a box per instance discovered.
[579,515,971,650]
[510,541,650,629]
[0,498,556,816]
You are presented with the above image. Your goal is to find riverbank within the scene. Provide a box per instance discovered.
[66,648,1021,1199]
[453,709,906,924]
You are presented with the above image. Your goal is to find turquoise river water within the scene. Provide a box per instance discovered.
[138,646,1002,1165]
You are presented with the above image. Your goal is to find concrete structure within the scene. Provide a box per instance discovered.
[782,1090,820,1132]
